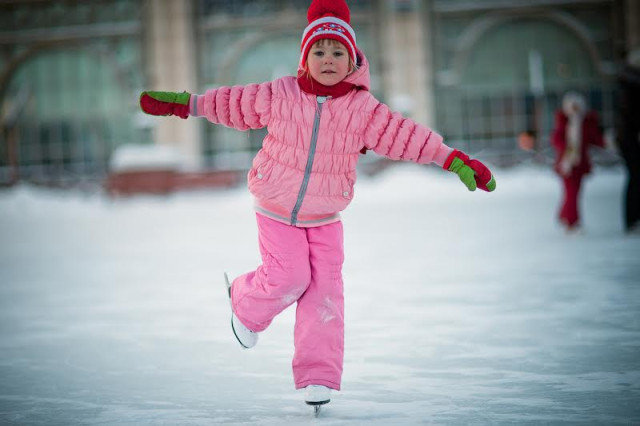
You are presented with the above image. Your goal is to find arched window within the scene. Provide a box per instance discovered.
[434,14,615,161]
[460,18,599,90]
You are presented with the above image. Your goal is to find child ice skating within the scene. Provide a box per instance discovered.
[140,0,495,411]
[551,92,606,232]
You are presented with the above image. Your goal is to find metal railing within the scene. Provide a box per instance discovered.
[434,83,619,166]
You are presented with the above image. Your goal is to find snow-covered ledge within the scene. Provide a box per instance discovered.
[106,144,240,196]
[109,144,184,173]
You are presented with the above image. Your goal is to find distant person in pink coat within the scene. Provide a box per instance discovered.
[551,92,606,232]
[139,0,496,409]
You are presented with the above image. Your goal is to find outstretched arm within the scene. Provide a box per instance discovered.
[139,81,274,131]
[363,102,451,165]
[363,101,495,192]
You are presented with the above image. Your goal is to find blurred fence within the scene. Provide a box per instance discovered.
[435,83,618,166]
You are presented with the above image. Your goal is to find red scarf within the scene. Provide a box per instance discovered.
[296,71,355,98]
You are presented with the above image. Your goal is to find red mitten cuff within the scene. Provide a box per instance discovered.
[442,149,469,170]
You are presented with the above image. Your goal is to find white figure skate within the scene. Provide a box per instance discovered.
[304,385,331,416]
[224,273,258,349]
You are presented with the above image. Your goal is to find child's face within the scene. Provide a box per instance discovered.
[306,40,351,86]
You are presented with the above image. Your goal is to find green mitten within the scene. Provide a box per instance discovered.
[444,150,496,192]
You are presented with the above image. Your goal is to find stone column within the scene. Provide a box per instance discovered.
[379,0,435,126]
[145,0,200,169]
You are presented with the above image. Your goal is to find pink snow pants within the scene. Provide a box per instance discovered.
[230,213,345,390]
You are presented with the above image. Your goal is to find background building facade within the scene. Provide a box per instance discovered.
[0,0,637,187]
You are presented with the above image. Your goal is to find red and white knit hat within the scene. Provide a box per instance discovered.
[300,0,357,68]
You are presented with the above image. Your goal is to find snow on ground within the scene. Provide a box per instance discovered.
[0,164,638,425]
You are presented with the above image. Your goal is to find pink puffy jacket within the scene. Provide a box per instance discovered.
[190,51,451,227]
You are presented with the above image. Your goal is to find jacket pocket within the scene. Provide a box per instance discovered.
[249,153,269,182]
[341,172,355,200]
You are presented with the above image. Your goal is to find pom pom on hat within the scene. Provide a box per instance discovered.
[300,0,357,68]
[307,0,351,23]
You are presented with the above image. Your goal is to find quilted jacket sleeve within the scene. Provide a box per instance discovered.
[190,81,274,130]
[363,99,451,167]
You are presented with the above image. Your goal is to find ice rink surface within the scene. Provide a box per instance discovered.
[0,164,638,425]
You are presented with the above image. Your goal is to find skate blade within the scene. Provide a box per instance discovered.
[312,404,325,417]
[224,272,232,299]
[305,400,329,406]
[231,317,251,349]
[225,272,247,349]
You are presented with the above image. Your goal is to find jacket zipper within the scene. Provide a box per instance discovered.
[290,95,327,226]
